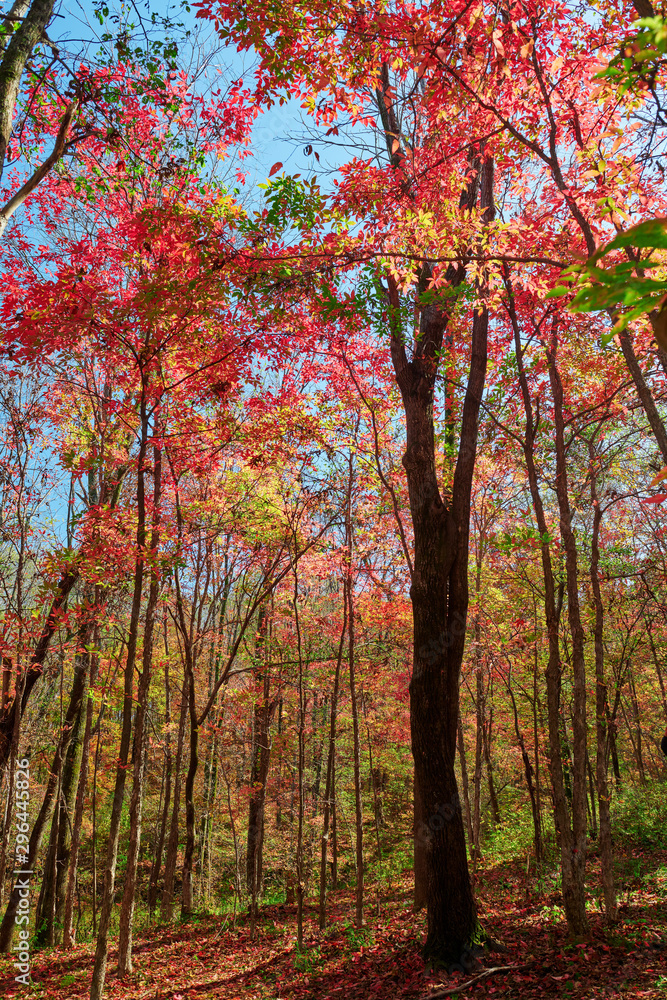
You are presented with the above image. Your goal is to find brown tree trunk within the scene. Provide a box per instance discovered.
[63,622,99,948]
[90,401,150,1000]
[118,443,162,973]
[0,629,89,951]
[589,446,618,922]
[456,716,475,863]
[385,153,494,963]
[544,328,589,935]
[148,643,172,916]
[293,568,307,951]
[507,283,588,937]
[318,585,346,928]
[160,679,188,921]
[247,603,276,918]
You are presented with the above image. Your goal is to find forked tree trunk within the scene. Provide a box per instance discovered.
[382,139,494,960]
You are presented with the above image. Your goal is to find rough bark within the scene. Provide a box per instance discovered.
[0,0,55,176]
[394,166,492,958]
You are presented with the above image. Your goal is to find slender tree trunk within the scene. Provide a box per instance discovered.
[160,680,188,921]
[63,625,99,948]
[508,283,588,937]
[545,330,589,935]
[319,587,346,928]
[0,636,88,951]
[148,632,172,915]
[482,709,500,825]
[35,679,85,945]
[589,448,618,922]
[456,717,475,862]
[627,664,646,784]
[90,401,150,1000]
[348,572,364,929]
[117,443,162,973]
[247,603,275,917]
[472,634,483,862]
[507,681,542,862]
[293,568,307,951]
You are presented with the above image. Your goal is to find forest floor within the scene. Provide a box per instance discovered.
[1,843,666,999]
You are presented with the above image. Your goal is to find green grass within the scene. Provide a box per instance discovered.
[611,781,667,847]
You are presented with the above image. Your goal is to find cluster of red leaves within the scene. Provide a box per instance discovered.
[2,845,666,1000]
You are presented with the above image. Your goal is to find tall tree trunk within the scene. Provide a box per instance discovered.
[35,673,86,946]
[90,400,149,1000]
[118,443,162,973]
[319,589,346,928]
[545,329,589,935]
[160,679,188,921]
[589,446,618,922]
[63,621,99,948]
[0,631,89,951]
[247,602,275,918]
[507,281,588,937]
[148,628,172,916]
[348,573,364,930]
[293,567,307,951]
[385,154,494,963]
[627,664,646,784]
[456,715,475,863]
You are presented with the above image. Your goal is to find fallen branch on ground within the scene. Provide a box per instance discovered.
[425,964,524,998]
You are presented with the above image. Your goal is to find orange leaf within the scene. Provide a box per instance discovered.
[650,467,667,487]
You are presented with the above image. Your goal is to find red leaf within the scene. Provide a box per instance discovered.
[641,494,667,504]
[268,161,282,176]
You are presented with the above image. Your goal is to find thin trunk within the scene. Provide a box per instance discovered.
[589,450,617,922]
[63,626,99,948]
[160,679,188,921]
[118,443,162,973]
[293,568,306,951]
[456,716,475,862]
[247,603,275,918]
[148,630,172,915]
[90,400,149,1000]
[0,636,88,951]
[318,588,346,929]
[507,280,588,937]
[545,331,589,936]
